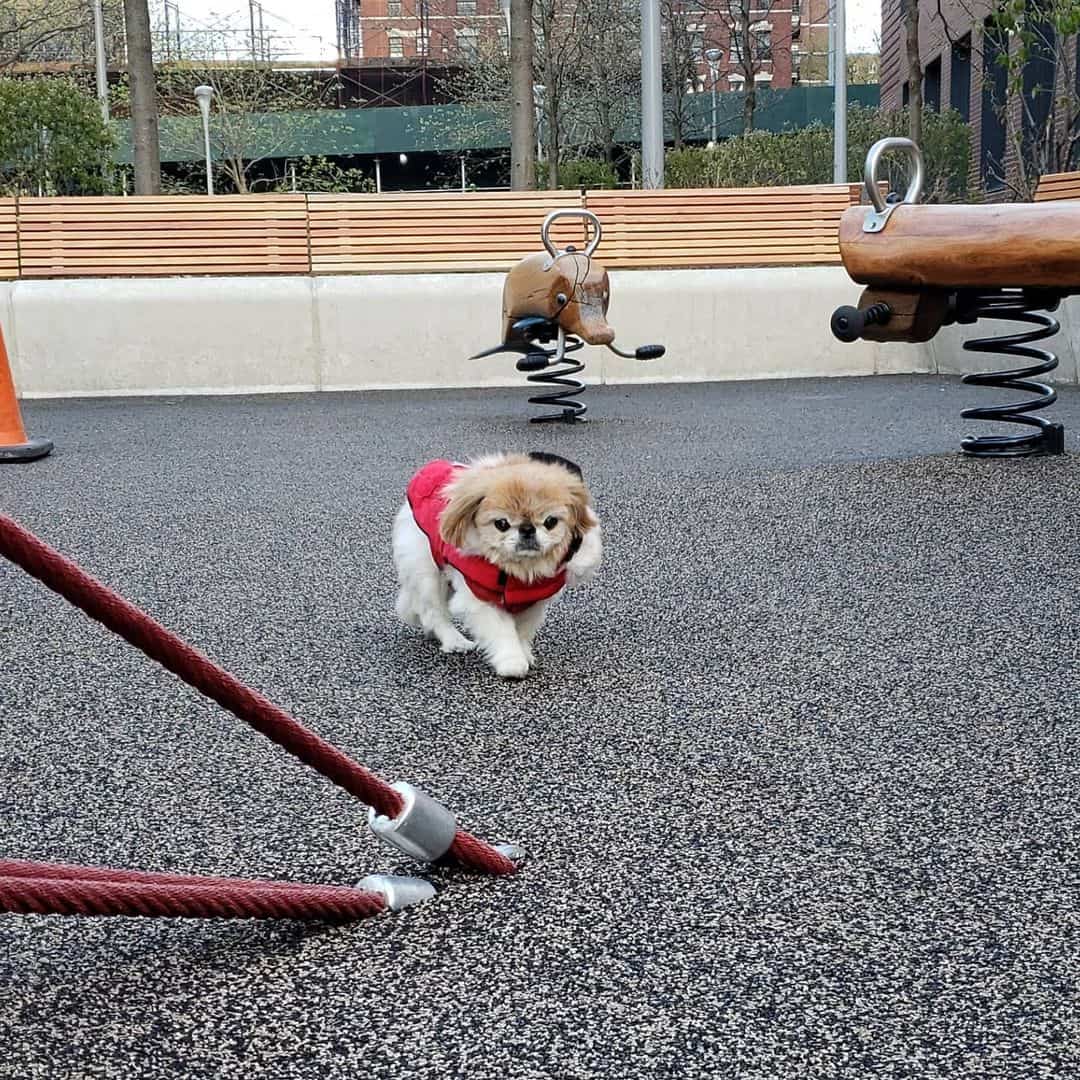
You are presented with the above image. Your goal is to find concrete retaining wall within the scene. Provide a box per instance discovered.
[0,266,1015,399]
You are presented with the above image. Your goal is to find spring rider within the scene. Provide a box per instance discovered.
[472,209,665,422]
[831,137,1074,457]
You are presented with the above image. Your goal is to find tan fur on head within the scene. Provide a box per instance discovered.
[438,453,595,582]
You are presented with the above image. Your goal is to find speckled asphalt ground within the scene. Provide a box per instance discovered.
[1,376,1079,1080]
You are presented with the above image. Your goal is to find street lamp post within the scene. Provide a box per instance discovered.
[193,85,214,195]
[91,0,109,124]
[705,48,722,147]
[640,0,664,188]
[498,0,511,49]
[533,83,545,165]
[834,0,847,182]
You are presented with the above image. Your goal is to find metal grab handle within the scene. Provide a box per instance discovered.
[864,137,925,213]
[541,209,602,258]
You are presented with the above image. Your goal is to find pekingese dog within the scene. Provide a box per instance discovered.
[392,451,602,679]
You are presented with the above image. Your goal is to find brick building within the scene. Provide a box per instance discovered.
[880,0,1079,196]
[344,0,505,62]
[793,0,833,85]
[336,0,832,93]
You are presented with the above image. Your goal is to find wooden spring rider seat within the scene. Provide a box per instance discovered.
[832,137,1074,457]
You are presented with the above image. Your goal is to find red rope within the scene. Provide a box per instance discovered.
[0,858,353,891]
[0,874,387,920]
[0,513,516,878]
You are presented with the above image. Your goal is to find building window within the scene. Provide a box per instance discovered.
[902,81,909,107]
[387,0,402,14]
[456,28,479,60]
[753,28,771,61]
[981,18,1008,190]
[456,0,476,12]
[418,28,429,55]
[924,56,941,111]
[388,32,404,57]
[950,35,971,122]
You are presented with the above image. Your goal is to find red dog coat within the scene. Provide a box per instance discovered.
[406,458,579,614]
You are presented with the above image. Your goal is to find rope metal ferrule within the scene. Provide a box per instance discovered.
[367,782,457,863]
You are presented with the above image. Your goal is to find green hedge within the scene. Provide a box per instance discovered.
[538,157,619,191]
[665,106,970,201]
[0,78,114,196]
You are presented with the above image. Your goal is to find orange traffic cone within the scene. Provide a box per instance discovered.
[0,323,51,463]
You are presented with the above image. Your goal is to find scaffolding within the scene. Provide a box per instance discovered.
[336,0,361,61]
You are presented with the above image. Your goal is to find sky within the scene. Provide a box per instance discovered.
[169,0,881,61]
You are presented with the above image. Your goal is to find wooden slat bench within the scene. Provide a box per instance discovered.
[583,184,865,269]
[15,195,310,278]
[308,190,587,274]
[0,200,17,280]
[1033,171,1080,202]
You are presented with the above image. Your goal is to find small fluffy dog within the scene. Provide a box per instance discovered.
[392,452,602,679]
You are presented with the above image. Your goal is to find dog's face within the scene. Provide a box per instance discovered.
[439,455,595,582]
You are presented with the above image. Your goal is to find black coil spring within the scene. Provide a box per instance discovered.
[960,292,1065,457]
[525,336,588,424]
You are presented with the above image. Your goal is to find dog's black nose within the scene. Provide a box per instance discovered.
[518,522,536,538]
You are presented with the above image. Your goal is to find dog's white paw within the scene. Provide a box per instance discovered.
[394,593,421,628]
[492,653,530,680]
[521,641,536,668]
[438,630,476,654]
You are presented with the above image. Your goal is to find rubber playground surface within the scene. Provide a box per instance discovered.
[2,376,1079,1079]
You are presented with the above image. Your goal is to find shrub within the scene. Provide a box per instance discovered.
[538,156,619,190]
[665,105,970,201]
[0,78,114,195]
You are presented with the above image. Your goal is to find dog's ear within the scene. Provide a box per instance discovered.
[566,482,597,539]
[528,451,583,479]
[438,473,486,551]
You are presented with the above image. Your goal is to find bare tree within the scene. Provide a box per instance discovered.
[434,0,637,186]
[0,0,127,70]
[904,0,923,147]
[156,35,343,193]
[122,0,160,193]
[921,0,1078,197]
[707,0,791,134]
[510,0,536,188]
[566,0,640,163]
[661,0,702,148]
[989,1,1078,198]
[533,0,589,187]
[0,1,89,68]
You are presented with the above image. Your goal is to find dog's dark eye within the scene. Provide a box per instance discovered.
[493,518,511,532]
[543,516,559,530]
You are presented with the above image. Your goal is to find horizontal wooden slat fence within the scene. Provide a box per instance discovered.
[15,195,309,278]
[308,190,585,274]
[3,185,869,279]
[0,200,18,279]
[1033,172,1080,202]
[583,185,864,269]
